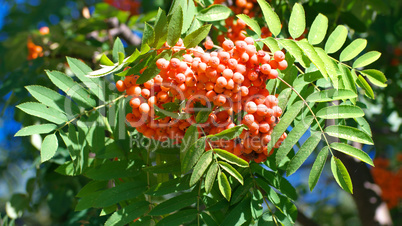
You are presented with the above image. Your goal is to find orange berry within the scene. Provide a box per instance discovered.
[116,80,126,92]
[170,58,181,68]
[260,64,271,74]
[243,114,254,126]
[139,103,150,114]
[218,51,230,63]
[141,88,150,99]
[214,94,227,106]
[204,39,214,50]
[129,97,141,108]
[222,69,234,79]
[235,41,247,52]
[269,69,278,79]
[259,122,270,133]
[256,104,268,116]
[216,76,228,88]
[277,60,288,70]
[247,70,258,81]
[245,101,257,113]
[274,51,285,61]
[175,73,186,83]
[222,40,234,51]
[209,56,220,68]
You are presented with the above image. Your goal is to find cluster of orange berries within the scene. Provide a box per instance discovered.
[116,36,288,163]
[371,156,402,209]
[104,0,141,15]
[27,38,43,60]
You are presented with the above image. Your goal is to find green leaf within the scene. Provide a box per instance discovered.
[278,39,309,68]
[297,40,328,80]
[218,161,243,185]
[196,4,231,22]
[26,85,80,115]
[187,18,203,35]
[196,109,212,123]
[118,52,124,64]
[85,160,141,180]
[153,8,168,47]
[325,25,348,54]
[339,64,357,101]
[306,89,357,102]
[218,170,231,201]
[182,0,196,34]
[92,181,147,208]
[308,14,328,45]
[231,177,253,205]
[325,125,373,145]
[331,156,353,194]
[213,149,249,167]
[251,189,264,219]
[180,125,198,162]
[205,162,218,193]
[355,117,372,136]
[167,5,183,46]
[361,69,387,87]
[316,105,364,119]
[143,160,181,174]
[353,51,381,68]
[181,137,206,173]
[17,102,68,124]
[183,24,212,48]
[314,47,342,84]
[208,125,246,141]
[76,181,107,198]
[200,212,219,226]
[257,0,281,37]
[142,22,155,49]
[277,88,292,111]
[149,192,197,216]
[45,70,96,108]
[136,64,161,84]
[156,209,197,226]
[356,74,375,99]
[288,3,305,39]
[267,100,304,151]
[330,142,374,166]
[286,133,321,176]
[112,38,125,62]
[276,116,314,164]
[237,14,261,37]
[308,146,329,191]
[100,54,114,66]
[190,151,213,186]
[340,39,367,62]
[66,57,105,102]
[41,134,58,163]
[146,175,191,196]
[261,37,281,53]
[105,201,149,226]
[221,197,251,226]
[15,124,57,137]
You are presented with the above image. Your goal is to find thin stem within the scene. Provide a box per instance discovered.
[56,94,125,132]
[276,76,334,155]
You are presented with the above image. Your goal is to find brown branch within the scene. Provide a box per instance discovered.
[297,209,319,226]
